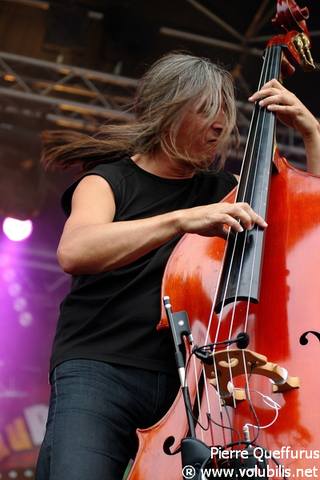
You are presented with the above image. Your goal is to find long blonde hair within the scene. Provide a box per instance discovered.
[42,52,237,171]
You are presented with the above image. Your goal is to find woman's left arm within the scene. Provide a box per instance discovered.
[249,78,320,175]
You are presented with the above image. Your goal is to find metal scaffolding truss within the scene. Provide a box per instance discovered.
[0,50,310,164]
[0,51,137,132]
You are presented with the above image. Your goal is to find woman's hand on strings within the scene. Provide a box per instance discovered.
[248,78,319,139]
[178,202,268,239]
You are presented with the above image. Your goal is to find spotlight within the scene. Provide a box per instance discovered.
[19,312,33,327]
[8,282,22,297]
[13,297,27,312]
[2,217,33,241]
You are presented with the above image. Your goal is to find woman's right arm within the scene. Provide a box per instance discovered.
[57,175,267,275]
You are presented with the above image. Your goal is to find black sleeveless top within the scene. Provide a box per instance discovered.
[50,155,237,375]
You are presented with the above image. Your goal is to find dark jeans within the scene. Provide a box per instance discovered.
[35,359,179,480]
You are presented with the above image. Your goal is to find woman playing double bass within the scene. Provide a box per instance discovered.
[35,52,320,480]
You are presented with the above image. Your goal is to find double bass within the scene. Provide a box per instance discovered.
[129,1,320,478]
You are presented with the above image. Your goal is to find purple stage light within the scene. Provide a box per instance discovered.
[19,311,33,327]
[2,217,33,241]
[13,296,27,312]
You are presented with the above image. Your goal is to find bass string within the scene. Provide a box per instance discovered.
[241,45,282,436]
[228,43,281,436]
[221,44,274,436]
[235,44,281,437]
[212,60,275,410]
[236,44,277,353]
[197,44,280,446]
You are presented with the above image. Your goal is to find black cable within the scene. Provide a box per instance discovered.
[182,348,210,431]
[223,403,241,445]
[183,348,241,440]
[184,345,244,442]
[206,411,241,444]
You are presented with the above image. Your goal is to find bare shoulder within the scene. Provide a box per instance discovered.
[65,174,116,231]
[72,174,115,205]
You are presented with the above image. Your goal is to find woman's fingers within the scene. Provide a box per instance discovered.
[180,202,268,237]
[212,203,267,235]
[249,78,285,102]
[248,81,319,137]
[249,87,295,107]
[215,213,244,233]
[231,202,268,229]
